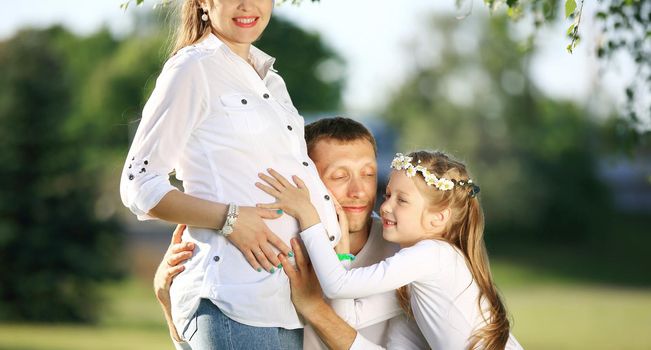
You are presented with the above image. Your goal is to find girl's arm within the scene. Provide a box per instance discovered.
[257,169,440,299]
[301,225,439,299]
[120,57,289,272]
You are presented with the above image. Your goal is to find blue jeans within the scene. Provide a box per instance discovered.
[185,298,303,350]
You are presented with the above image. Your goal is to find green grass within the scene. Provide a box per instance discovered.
[1,262,651,349]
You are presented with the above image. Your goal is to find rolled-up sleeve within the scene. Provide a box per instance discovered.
[120,53,209,220]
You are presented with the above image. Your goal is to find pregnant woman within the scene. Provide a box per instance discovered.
[120,0,340,348]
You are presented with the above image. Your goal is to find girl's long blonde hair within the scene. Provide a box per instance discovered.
[396,150,510,350]
[170,0,213,56]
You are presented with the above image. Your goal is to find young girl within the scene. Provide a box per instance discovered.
[257,150,523,349]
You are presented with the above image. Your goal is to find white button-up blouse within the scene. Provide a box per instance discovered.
[120,34,340,333]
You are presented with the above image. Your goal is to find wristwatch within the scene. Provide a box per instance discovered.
[218,203,239,237]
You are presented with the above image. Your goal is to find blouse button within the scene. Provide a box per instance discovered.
[324,195,330,201]
[241,99,248,105]
[287,125,293,131]
[144,160,149,165]
[302,161,309,167]
[213,256,220,262]
[329,236,335,242]
[263,93,270,99]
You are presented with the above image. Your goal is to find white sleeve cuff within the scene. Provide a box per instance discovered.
[300,222,326,238]
[349,332,385,350]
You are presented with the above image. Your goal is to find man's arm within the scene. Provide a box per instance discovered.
[279,238,384,350]
[153,224,194,343]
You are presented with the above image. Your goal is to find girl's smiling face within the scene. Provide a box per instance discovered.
[380,170,437,247]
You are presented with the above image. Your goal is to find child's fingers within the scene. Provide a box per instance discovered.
[330,192,342,209]
[267,168,293,188]
[292,175,307,190]
[171,224,186,244]
[255,182,280,197]
[258,172,285,192]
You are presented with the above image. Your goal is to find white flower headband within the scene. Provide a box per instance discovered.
[390,153,480,197]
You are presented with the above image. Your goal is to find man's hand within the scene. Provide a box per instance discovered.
[154,224,194,342]
[279,238,358,350]
[154,224,194,304]
[228,206,292,273]
[278,238,326,315]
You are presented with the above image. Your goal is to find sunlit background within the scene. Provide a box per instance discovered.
[1,0,650,349]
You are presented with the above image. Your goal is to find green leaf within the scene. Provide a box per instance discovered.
[565,0,577,18]
[566,43,574,53]
[567,24,575,36]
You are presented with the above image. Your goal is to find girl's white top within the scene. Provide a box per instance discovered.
[301,224,523,350]
[120,34,340,335]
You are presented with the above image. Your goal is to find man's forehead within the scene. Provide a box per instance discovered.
[311,138,377,168]
[312,137,374,152]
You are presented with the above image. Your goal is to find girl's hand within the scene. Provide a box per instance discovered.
[332,196,350,254]
[256,168,320,230]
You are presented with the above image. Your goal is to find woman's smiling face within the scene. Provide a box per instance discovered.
[204,0,273,46]
[379,171,433,247]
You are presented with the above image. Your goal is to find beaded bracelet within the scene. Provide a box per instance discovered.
[337,253,356,262]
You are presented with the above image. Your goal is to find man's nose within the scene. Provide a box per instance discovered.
[347,177,366,199]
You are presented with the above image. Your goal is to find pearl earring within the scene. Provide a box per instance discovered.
[201,10,209,22]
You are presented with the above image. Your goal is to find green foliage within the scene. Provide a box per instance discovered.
[0,28,123,322]
[485,0,651,148]
[384,15,614,249]
[257,16,343,113]
[0,9,342,323]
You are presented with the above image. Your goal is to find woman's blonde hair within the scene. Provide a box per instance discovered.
[170,0,213,56]
[395,150,510,350]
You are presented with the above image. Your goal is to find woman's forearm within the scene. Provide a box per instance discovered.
[148,190,227,229]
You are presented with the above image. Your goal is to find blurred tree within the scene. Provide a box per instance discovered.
[0,8,343,322]
[384,15,613,248]
[258,16,344,113]
[0,28,122,322]
[485,0,650,149]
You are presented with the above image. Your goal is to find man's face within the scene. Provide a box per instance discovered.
[310,138,377,235]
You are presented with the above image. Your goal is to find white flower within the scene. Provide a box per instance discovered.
[405,166,417,177]
[438,179,455,191]
[415,165,427,173]
[391,153,413,170]
[424,173,438,186]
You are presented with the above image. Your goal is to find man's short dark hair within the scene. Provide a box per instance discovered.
[304,117,377,156]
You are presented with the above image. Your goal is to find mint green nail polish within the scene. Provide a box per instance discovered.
[270,267,275,273]
[288,251,294,258]
[257,267,262,272]
[277,263,283,269]
[276,209,283,214]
